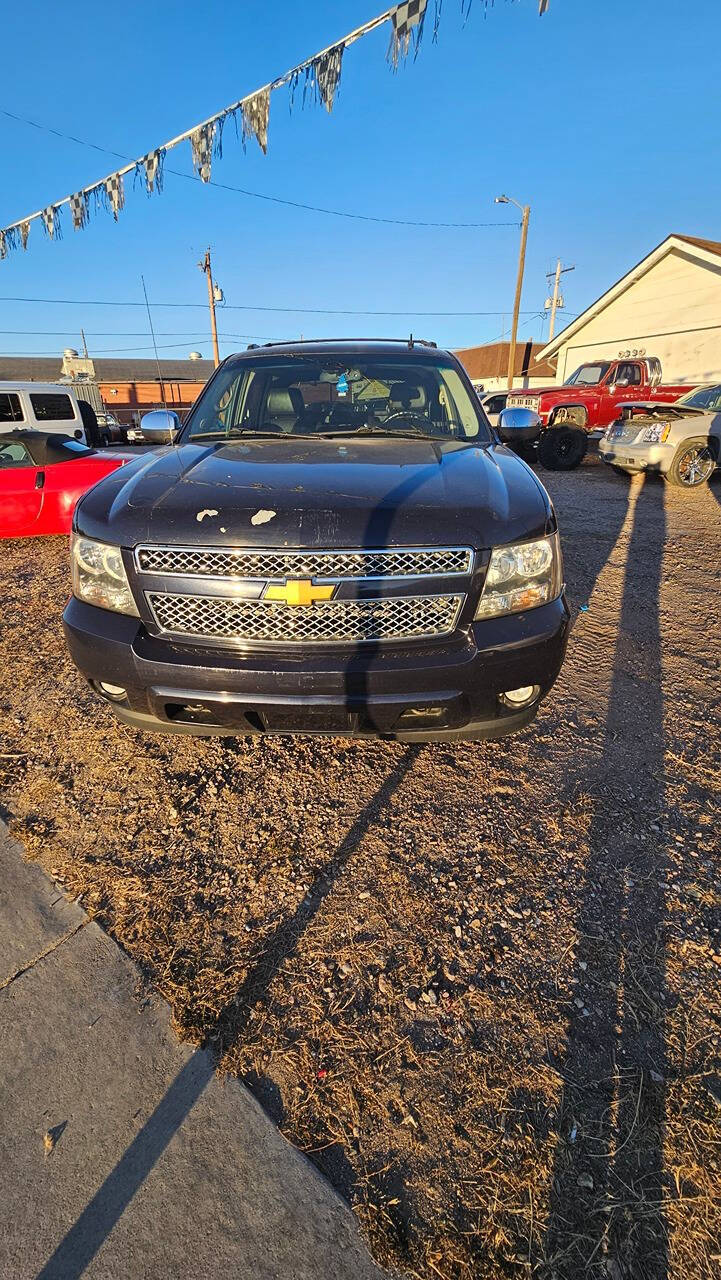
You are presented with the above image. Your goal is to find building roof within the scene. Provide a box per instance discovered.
[674,234,721,258]
[94,357,215,382]
[538,233,721,362]
[454,341,555,382]
[0,355,215,383]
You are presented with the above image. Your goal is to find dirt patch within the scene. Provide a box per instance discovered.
[1,463,719,1278]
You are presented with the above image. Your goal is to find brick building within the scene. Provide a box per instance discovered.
[0,353,215,425]
[453,340,556,391]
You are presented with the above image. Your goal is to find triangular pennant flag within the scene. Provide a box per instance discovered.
[241,88,270,154]
[313,44,344,112]
[190,123,215,182]
[70,191,89,231]
[42,206,57,238]
[0,230,6,260]
[20,221,30,250]
[388,0,428,66]
[141,149,165,193]
[539,0,549,12]
[104,173,125,220]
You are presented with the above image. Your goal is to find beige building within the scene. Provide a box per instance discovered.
[538,234,721,385]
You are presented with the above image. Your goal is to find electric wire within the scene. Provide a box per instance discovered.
[0,295,541,317]
[0,107,519,231]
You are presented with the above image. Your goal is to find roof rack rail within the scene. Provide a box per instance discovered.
[245,337,439,351]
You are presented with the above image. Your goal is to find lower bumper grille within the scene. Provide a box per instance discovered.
[147,591,464,645]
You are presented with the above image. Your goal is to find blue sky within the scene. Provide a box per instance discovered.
[1,0,719,361]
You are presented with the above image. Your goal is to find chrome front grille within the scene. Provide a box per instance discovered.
[135,545,473,580]
[147,591,464,646]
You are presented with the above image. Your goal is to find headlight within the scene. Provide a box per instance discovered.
[70,533,139,616]
[475,532,562,620]
[638,423,671,444]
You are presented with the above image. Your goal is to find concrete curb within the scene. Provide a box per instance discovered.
[0,822,389,1280]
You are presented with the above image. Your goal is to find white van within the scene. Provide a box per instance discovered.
[0,382,86,443]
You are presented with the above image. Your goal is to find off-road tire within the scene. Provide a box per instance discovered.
[538,427,588,471]
[665,438,717,489]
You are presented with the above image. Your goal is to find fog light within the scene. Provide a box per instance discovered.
[97,681,127,702]
[500,684,539,708]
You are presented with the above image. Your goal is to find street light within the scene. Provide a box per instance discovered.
[495,194,531,391]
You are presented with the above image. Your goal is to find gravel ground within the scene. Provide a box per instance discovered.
[1,461,719,1279]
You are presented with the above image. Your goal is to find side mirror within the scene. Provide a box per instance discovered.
[140,409,180,443]
[614,378,629,388]
[498,407,542,444]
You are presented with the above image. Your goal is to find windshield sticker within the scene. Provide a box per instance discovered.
[336,373,348,397]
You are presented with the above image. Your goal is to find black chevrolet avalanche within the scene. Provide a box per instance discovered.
[63,340,569,740]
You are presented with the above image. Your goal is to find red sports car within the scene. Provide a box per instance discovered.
[0,431,132,538]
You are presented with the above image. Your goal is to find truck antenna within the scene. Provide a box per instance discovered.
[143,272,172,412]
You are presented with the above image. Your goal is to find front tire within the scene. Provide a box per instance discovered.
[665,438,716,489]
[538,427,588,471]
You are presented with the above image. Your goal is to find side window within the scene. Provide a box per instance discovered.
[0,440,33,468]
[615,363,642,386]
[0,392,24,423]
[30,393,75,421]
[189,372,247,436]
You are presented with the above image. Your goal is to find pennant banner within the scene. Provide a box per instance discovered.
[389,0,428,67]
[241,88,270,154]
[0,2,548,257]
[104,173,125,219]
[41,205,62,240]
[140,149,165,193]
[190,122,216,182]
[70,191,89,230]
[312,44,344,111]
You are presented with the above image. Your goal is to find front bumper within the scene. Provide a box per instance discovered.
[63,594,570,741]
[598,438,674,474]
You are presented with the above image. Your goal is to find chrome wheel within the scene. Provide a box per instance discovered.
[677,445,714,487]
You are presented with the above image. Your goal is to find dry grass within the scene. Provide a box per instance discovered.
[1,466,719,1278]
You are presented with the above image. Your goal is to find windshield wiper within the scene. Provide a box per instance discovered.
[313,426,440,440]
[188,429,289,440]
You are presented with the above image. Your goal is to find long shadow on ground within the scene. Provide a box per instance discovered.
[540,476,669,1279]
[35,748,420,1280]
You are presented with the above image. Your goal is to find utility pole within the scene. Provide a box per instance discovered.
[495,195,530,390]
[199,248,220,367]
[547,259,575,340]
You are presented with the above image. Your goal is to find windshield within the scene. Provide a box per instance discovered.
[564,362,611,386]
[678,384,721,411]
[183,353,489,443]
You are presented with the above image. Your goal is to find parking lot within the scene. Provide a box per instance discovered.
[1,460,719,1280]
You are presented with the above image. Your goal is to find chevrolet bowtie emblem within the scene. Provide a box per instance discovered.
[264,578,336,607]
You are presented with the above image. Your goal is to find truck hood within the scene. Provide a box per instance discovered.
[616,400,705,417]
[75,435,553,549]
[511,385,592,399]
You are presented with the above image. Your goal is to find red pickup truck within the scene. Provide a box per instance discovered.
[506,356,694,470]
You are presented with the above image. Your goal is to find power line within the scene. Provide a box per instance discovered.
[0,328,264,338]
[3,339,274,355]
[0,294,542,317]
[0,107,519,231]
